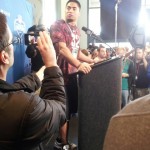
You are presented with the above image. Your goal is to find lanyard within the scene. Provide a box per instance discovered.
[66,23,79,58]
[66,23,75,36]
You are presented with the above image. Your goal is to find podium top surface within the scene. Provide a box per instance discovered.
[69,56,121,76]
[92,56,121,68]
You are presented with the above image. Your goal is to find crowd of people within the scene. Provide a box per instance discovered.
[81,43,150,108]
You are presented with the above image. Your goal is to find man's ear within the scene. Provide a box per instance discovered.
[0,51,9,64]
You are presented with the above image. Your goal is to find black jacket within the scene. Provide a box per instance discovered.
[0,67,66,150]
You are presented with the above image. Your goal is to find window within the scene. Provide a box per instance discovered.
[88,0,150,48]
[88,0,100,35]
[42,0,56,28]
[142,0,150,8]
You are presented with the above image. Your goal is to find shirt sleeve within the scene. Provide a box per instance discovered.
[50,20,66,44]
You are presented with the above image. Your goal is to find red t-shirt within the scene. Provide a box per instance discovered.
[50,19,80,75]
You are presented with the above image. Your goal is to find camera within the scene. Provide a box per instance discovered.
[24,33,39,45]
[24,24,49,45]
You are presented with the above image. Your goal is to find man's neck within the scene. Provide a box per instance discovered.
[66,20,77,26]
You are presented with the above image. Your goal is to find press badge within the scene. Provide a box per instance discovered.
[72,48,78,58]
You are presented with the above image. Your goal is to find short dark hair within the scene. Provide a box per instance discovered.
[98,44,105,52]
[0,12,9,51]
[27,24,49,33]
[66,0,81,10]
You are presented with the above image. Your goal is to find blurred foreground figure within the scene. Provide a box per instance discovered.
[103,95,150,150]
[0,12,66,150]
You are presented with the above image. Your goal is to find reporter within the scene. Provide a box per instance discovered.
[0,12,66,150]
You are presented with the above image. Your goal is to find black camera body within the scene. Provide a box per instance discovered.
[25,25,48,71]
[24,24,49,45]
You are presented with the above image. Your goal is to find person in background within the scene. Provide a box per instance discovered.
[94,44,107,63]
[87,44,98,59]
[81,49,89,57]
[50,0,95,149]
[133,48,150,99]
[116,47,134,108]
[0,12,66,150]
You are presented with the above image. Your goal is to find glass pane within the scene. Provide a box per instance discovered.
[43,0,56,27]
[89,0,100,8]
[88,8,101,35]
[142,0,150,8]
[146,0,150,5]
[141,0,145,5]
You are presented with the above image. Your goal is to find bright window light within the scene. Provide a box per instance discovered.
[42,0,56,28]
[138,7,150,38]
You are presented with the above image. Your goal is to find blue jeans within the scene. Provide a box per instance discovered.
[122,90,129,108]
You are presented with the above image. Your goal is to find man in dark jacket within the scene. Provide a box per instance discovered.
[0,12,66,150]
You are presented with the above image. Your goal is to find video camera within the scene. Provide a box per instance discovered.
[24,24,49,45]
[24,33,39,45]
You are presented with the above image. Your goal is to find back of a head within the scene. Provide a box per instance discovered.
[98,44,105,52]
[66,0,81,10]
[99,44,105,49]
[27,25,36,33]
[0,12,9,52]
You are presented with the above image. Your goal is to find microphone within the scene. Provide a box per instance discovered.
[82,26,116,57]
[82,26,102,42]
[82,26,95,36]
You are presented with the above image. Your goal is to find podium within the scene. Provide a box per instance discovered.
[78,57,122,150]
[67,57,122,150]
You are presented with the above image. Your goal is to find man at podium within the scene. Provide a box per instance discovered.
[50,0,95,149]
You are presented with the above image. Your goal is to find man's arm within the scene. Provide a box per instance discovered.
[21,31,66,146]
[58,42,92,74]
[143,52,148,69]
[12,66,45,92]
[78,49,95,64]
[58,42,81,68]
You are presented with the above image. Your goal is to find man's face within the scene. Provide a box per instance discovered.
[65,2,80,23]
[116,48,125,57]
[136,48,144,60]
[99,48,107,58]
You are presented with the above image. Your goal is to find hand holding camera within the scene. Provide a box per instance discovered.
[37,31,58,68]
[25,25,51,71]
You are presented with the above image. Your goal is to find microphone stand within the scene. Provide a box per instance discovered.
[132,48,137,100]
[115,0,121,46]
[88,32,116,57]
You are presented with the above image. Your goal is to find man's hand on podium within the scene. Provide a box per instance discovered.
[77,62,92,74]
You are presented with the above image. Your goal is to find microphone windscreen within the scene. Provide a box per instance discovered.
[82,26,88,32]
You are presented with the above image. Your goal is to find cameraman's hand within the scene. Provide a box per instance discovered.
[37,31,58,68]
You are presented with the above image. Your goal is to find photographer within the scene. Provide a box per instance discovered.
[25,25,48,72]
[0,12,66,150]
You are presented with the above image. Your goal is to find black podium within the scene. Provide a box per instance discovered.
[78,57,122,150]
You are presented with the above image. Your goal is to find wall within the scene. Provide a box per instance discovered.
[27,0,42,25]
[0,0,33,83]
